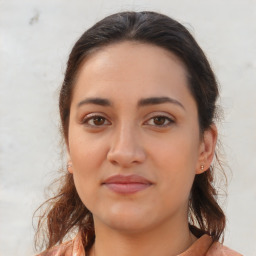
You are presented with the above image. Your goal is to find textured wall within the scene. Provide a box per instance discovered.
[0,1,255,255]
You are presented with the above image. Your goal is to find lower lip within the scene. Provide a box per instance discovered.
[103,183,152,194]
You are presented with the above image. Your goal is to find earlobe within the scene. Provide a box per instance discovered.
[196,124,217,174]
[196,164,206,174]
[66,150,73,174]
[67,160,73,174]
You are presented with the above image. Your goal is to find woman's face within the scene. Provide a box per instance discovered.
[68,41,212,233]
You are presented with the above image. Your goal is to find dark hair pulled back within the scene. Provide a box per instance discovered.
[35,11,225,252]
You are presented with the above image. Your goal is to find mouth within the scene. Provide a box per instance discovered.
[102,174,153,194]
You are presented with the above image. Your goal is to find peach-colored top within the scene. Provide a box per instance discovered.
[36,232,243,256]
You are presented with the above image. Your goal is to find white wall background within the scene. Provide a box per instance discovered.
[0,1,255,255]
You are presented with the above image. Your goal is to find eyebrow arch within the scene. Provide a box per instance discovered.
[138,97,185,110]
[77,96,185,110]
[77,97,112,108]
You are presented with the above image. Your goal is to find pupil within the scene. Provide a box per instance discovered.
[94,117,104,125]
[154,117,165,125]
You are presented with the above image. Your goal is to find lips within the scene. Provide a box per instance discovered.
[102,174,153,194]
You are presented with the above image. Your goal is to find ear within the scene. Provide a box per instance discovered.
[196,124,217,174]
[66,149,73,174]
[65,136,70,154]
[67,159,73,174]
[65,137,73,173]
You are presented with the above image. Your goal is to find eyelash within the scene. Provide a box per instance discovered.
[82,114,111,127]
[145,115,174,127]
[82,114,174,128]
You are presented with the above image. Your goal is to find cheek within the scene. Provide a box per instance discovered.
[68,125,108,169]
[68,128,109,206]
[148,129,199,197]
[150,129,200,171]
[69,143,102,212]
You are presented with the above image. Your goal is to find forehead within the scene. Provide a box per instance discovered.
[72,41,193,107]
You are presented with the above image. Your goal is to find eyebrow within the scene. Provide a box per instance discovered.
[77,96,185,110]
[77,98,111,107]
[138,97,185,110]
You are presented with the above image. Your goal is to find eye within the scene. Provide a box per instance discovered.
[82,115,111,127]
[145,115,174,127]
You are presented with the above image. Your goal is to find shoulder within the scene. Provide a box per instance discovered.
[35,232,85,256]
[207,242,243,256]
[35,240,73,256]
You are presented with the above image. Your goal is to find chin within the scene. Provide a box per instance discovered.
[99,208,156,234]
[108,218,150,234]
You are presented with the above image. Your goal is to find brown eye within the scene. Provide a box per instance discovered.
[92,116,105,126]
[153,116,167,126]
[145,115,174,127]
[83,115,111,127]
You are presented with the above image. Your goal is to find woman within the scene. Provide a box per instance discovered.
[34,11,242,256]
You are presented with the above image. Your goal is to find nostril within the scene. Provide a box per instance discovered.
[107,147,146,167]
[108,158,120,166]
[107,130,146,166]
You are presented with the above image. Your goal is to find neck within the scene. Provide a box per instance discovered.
[88,215,197,256]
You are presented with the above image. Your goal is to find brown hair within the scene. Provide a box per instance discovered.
[34,11,226,252]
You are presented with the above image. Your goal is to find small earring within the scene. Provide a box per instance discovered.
[200,165,204,171]
[67,162,73,170]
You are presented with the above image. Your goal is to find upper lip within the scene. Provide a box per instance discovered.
[102,174,153,184]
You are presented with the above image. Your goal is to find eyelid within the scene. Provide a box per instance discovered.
[81,113,111,127]
[80,112,175,128]
[144,111,175,120]
[143,112,175,127]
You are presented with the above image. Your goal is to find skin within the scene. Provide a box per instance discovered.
[67,41,217,256]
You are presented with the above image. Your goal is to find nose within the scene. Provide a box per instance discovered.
[107,125,146,167]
